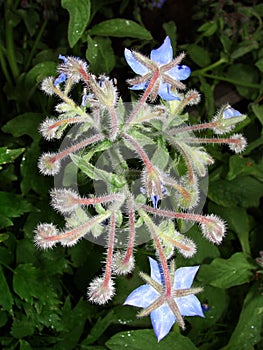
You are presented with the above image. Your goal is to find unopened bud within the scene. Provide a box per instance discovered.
[87,277,115,304]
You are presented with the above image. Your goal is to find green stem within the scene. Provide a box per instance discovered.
[0,44,12,85]
[5,2,20,79]
[25,20,47,71]
[196,73,261,89]
[192,57,227,76]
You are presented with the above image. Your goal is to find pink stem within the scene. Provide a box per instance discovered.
[74,193,123,206]
[142,204,211,225]
[123,197,136,264]
[125,70,160,127]
[50,133,104,163]
[170,121,218,135]
[104,212,116,286]
[122,133,153,172]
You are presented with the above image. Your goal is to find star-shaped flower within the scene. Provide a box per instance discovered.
[124,257,204,341]
[124,37,191,101]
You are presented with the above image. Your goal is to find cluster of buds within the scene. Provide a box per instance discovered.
[35,37,247,341]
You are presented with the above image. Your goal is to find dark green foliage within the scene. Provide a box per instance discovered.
[0,0,262,348]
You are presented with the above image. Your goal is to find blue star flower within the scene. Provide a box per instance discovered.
[124,257,204,341]
[124,37,191,101]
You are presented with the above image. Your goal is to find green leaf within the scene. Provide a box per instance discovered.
[0,192,33,228]
[208,203,250,255]
[175,224,220,266]
[231,41,258,59]
[197,21,217,37]
[62,0,91,47]
[88,19,152,39]
[71,154,127,191]
[199,76,214,115]
[25,61,57,86]
[227,64,258,99]
[106,329,197,350]
[11,316,35,339]
[0,233,9,243]
[13,264,46,303]
[189,286,228,331]
[55,298,90,350]
[82,310,115,345]
[0,311,8,328]
[0,266,13,310]
[255,57,263,72]
[223,285,263,350]
[2,113,43,140]
[151,145,169,170]
[187,44,211,67]
[19,340,33,350]
[86,36,115,75]
[208,176,263,208]
[198,252,256,288]
[0,147,25,167]
[227,155,263,181]
[251,103,263,126]
[20,141,52,195]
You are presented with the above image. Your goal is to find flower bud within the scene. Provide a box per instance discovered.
[112,251,135,275]
[200,214,226,244]
[50,188,80,214]
[41,77,55,95]
[228,134,247,153]
[87,277,115,304]
[38,153,61,176]
[213,105,246,135]
[34,223,59,249]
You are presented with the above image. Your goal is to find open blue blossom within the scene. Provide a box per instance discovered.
[124,37,191,101]
[124,257,204,341]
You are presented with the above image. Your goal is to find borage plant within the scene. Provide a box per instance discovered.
[35,37,247,341]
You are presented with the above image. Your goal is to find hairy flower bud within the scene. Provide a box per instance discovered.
[34,223,59,249]
[213,105,246,135]
[200,214,226,244]
[50,188,80,213]
[41,77,56,95]
[87,277,115,304]
[229,134,247,153]
[112,251,135,275]
[38,152,61,176]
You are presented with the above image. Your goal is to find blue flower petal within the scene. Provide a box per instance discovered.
[174,266,200,289]
[149,257,163,284]
[54,73,67,86]
[58,54,67,63]
[158,82,180,101]
[177,295,205,318]
[150,37,173,65]
[151,194,159,208]
[150,304,176,342]
[129,82,148,90]
[124,48,149,76]
[124,284,158,308]
[223,106,242,119]
[167,65,191,81]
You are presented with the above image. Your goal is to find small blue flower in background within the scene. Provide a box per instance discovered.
[54,55,68,86]
[151,0,167,9]
[223,106,242,119]
[124,257,204,341]
[124,37,191,101]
